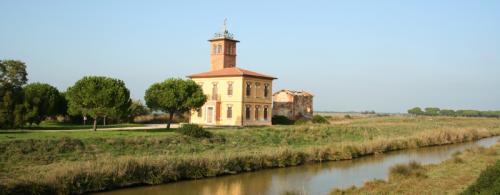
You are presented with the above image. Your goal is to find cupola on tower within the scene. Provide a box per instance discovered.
[209,20,239,71]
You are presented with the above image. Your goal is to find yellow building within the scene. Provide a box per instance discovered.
[188,24,276,126]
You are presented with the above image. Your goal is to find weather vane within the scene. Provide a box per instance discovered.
[223,18,228,33]
[214,18,234,39]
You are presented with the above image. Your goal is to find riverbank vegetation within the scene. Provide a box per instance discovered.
[330,140,500,195]
[1,116,500,194]
[389,161,427,179]
[462,160,500,195]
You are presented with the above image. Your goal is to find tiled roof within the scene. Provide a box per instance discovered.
[274,89,314,97]
[188,67,276,79]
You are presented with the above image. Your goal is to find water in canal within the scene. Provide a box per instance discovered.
[96,136,500,195]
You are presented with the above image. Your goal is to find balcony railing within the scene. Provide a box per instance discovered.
[209,94,221,101]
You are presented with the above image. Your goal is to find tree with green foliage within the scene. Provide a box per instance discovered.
[66,76,131,131]
[424,107,440,116]
[0,60,28,87]
[481,111,500,118]
[456,110,481,117]
[439,109,456,117]
[408,106,500,118]
[145,78,206,130]
[0,60,28,128]
[407,107,424,116]
[128,99,150,122]
[22,83,66,125]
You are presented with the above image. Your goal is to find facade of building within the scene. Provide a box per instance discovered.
[272,89,314,120]
[188,25,276,126]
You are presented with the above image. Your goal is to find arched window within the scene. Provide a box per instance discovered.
[246,82,251,96]
[264,84,269,97]
[213,45,217,54]
[255,105,260,120]
[264,106,269,120]
[245,105,251,120]
[228,46,233,55]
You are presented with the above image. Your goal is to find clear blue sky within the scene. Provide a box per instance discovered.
[1,0,499,113]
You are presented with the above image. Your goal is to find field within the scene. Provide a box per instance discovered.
[331,141,500,194]
[1,116,500,194]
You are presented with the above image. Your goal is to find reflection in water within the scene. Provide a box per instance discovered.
[95,136,499,195]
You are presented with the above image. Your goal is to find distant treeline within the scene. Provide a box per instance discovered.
[407,107,500,118]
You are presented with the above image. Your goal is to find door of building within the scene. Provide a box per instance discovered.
[207,107,214,124]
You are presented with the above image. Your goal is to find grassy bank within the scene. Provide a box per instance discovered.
[330,141,500,194]
[1,116,500,194]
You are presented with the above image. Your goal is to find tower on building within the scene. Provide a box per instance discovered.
[209,19,239,71]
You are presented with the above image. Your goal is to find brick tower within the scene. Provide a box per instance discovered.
[209,19,239,71]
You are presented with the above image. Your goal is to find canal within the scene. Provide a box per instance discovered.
[96,136,499,195]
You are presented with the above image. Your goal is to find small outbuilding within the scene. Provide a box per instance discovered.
[272,89,314,120]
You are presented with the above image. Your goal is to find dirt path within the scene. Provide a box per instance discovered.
[19,124,179,132]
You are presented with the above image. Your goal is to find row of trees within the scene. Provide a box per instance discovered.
[0,60,53,128]
[1,59,206,130]
[408,107,500,118]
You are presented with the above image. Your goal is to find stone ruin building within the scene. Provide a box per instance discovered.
[272,89,314,120]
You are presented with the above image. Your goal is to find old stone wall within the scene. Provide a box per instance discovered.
[293,95,313,119]
[272,90,313,120]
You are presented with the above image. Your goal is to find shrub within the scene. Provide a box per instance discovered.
[272,115,294,125]
[344,114,352,119]
[312,115,329,124]
[294,119,310,125]
[452,151,464,163]
[176,124,212,138]
[462,160,500,195]
[389,161,427,180]
[453,156,464,163]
